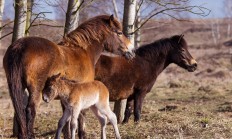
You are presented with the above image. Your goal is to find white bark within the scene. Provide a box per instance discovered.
[25,0,33,36]
[227,22,231,38]
[64,0,80,35]
[0,0,5,47]
[114,0,136,123]
[112,0,119,19]
[12,0,27,42]
[135,3,141,48]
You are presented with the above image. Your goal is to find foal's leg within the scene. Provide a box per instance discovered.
[123,95,134,123]
[55,107,72,139]
[78,111,87,139]
[61,101,71,139]
[91,106,107,139]
[71,106,81,139]
[99,106,121,139]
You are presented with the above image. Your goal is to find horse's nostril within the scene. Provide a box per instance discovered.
[193,63,197,67]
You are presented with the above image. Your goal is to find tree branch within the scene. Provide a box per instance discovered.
[131,5,211,34]
[31,23,64,28]
[25,11,52,34]
[0,31,13,40]
[0,21,14,31]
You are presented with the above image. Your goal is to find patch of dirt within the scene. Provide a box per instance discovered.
[158,105,178,111]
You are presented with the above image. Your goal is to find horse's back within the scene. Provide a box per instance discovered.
[4,37,63,87]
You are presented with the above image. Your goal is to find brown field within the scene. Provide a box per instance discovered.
[0,18,232,139]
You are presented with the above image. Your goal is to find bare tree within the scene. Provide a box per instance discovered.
[0,0,5,46]
[25,0,33,36]
[112,0,119,18]
[12,0,27,42]
[113,0,137,123]
[64,0,82,35]
[135,2,141,48]
[224,0,232,38]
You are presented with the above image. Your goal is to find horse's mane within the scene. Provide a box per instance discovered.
[136,35,185,60]
[59,15,122,49]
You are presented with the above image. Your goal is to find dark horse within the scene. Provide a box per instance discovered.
[95,35,197,123]
[3,15,134,139]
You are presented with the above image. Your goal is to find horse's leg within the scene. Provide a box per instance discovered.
[61,101,71,139]
[122,94,134,124]
[55,107,72,139]
[78,111,87,139]
[26,86,43,139]
[91,106,107,139]
[134,89,146,122]
[71,106,80,139]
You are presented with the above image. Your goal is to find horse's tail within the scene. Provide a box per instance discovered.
[3,39,28,137]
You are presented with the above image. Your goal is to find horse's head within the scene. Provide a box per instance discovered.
[169,35,197,72]
[42,73,61,103]
[104,15,135,59]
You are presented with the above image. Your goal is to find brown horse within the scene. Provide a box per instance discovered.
[3,15,134,139]
[95,35,197,123]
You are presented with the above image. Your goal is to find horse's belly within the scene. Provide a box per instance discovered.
[63,65,95,83]
[109,88,133,101]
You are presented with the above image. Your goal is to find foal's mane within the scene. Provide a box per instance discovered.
[136,35,185,60]
[59,15,122,49]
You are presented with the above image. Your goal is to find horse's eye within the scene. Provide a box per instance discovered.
[117,32,123,36]
[180,48,185,52]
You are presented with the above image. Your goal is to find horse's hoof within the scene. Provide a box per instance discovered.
[122,119,129,124]
[10,134,17,138]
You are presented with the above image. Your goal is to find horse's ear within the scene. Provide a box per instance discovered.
[178,34,184,44]
[109,14,114,27]
[109,14,114,21]
[52,73,61,80]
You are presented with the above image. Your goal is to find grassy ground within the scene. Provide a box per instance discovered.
[0,19,232,139]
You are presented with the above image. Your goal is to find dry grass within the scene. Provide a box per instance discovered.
[0,18,232,139]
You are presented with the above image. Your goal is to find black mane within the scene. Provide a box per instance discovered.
[135,35,185,60]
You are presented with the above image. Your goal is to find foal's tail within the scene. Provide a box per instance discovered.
[3,39,28,138]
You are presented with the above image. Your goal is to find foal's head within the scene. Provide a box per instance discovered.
[169,35,197,72]
[42,73,62,103]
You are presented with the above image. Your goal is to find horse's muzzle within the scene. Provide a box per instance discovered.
[187,63,197,72]
[43,95,50,103]
[124,51,135,60]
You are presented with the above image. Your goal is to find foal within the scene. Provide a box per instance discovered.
[42,74,121,139]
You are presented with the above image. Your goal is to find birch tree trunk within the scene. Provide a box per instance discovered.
[12,0,27,42]
[135,3,141,48]
[114,0,136,123]
[0,0,5,46]
[64,0,80,35]
[25,0,33,36]
[112,0,119,19]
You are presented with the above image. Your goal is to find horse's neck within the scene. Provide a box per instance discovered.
[60,39,103,65]
[87,42,104,65]
[141,46,170,76]
[57,81,74,98]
